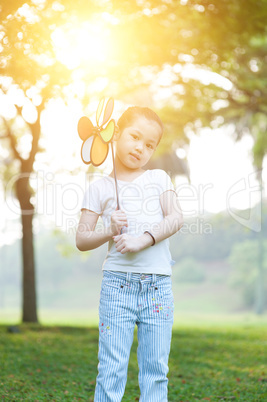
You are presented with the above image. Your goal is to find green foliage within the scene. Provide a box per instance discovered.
[52,228,83,259]
[227,239,267,307]
[0,324,266,400]
[2,0,267,154]
[3,0,267,325]
[170,200,267,262]
[251,113,267,169]
[172,257,206,283]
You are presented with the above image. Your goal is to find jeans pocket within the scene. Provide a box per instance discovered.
[99,278,126,318]
[149,277,174,320]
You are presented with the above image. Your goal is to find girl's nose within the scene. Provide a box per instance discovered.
[135,142,144,152]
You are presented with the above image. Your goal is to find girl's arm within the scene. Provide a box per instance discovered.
[141,190,183,246]
[113,190,184,254]
[76,209,128,251]
[76,210,111,251]
[154,189,183,240]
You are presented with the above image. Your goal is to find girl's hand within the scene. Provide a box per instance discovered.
[110,209,128,236]
[112,234,143,254]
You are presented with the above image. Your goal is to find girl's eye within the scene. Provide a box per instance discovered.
[131,134,153,149]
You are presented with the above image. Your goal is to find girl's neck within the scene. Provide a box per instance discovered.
[109,156,144,180]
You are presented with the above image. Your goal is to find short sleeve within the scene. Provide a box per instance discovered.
[157,169,176,195]
[81,182,102,215]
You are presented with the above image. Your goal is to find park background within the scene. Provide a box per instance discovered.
[0,1,267,400]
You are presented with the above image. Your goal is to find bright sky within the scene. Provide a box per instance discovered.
[179,126,265,216]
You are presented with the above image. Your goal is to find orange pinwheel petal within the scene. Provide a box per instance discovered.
[78,116,94,141]
[102,98,114,126]
[96,97,105,127]
[81,136,94,164]
[91,135,109,166]
[99,119,115,143]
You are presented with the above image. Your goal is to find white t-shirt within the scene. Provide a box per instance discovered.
[81,169,177,275]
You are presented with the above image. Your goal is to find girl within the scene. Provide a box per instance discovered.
[76,106,184,402]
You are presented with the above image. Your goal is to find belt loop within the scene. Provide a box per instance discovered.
[152,273,156,283]
[126,272,132,283]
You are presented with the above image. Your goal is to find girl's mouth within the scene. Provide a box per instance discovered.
[130,153,140,161]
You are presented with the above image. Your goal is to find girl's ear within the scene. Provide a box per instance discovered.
[113,125,120,141]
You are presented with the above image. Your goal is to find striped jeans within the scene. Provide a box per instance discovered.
[94,270,174,402]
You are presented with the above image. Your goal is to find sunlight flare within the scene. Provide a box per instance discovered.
[51,21,111,70]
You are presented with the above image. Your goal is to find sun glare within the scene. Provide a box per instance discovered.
[51,21,111,70]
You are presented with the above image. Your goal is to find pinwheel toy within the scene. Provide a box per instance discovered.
[77,97,121,211]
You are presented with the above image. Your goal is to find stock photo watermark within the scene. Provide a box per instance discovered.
[3,169,263,234]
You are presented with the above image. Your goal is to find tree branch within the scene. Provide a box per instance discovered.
[13,100,45,172]
[2,118,24,163]
[27,100,45,172]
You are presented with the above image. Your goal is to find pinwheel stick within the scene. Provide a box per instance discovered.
[110,140,125,235]
[110,140,120,210]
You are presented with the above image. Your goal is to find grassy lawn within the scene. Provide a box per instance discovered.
[1,320,267,401]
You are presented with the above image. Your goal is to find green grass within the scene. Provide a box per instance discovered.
[0,321,266,401]
[1,308,267,329]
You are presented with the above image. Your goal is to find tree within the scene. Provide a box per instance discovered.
[227,240,267,309]
[0,1,73,322]
[172,257,206,284]
[2,0,267,321]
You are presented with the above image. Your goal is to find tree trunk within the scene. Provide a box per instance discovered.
[16,172,38,323]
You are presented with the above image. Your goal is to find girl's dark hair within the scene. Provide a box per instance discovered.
[117,106,164,145]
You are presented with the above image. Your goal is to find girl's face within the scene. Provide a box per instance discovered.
[115,115,162,170]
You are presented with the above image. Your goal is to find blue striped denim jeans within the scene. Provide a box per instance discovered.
[94,270,174,402]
